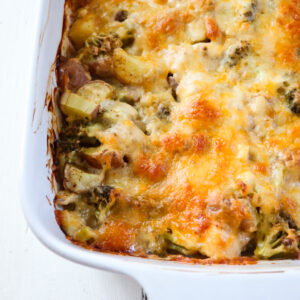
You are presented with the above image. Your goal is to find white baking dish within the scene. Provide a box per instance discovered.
[21,1,300,299]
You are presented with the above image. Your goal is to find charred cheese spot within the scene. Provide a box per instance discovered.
[254,162,268,175]
[189,99,220,120]
[97,220,136,252]
[204,18,220,40]
[161,132,186,153]
[144,10,193,49]
[276,0,300,70]
[134,153,168,181]
[192,133,208,152]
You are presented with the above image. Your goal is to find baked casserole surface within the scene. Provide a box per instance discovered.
[54,0,300,261]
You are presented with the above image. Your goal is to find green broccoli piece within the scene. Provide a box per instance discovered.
[286,88,300,114]
[84,32,122,52]
[255,217,299,259]
[224,41,251,67]
[57,120,100,153]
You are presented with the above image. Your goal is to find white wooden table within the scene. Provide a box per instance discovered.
[0,1,142,299]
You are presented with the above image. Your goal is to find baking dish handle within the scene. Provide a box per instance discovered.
[135,271,215,300]
[132,269,300,300]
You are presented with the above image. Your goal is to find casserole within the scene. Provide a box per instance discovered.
[21,0,300,299]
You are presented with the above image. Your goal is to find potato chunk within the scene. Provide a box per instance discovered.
[55,190,80,206]
[82,147,124,169]
[77,81,114,105]
[57,210,98,242]
[60,92,99,120]
[64,164,104,193]
[112,48,153,84]
[69,13,98,48]
[102,101,139,123]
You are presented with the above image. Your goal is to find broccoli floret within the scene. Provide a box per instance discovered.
[277,86,300,115]
[84,32,122,52]
[89,186,114,204]
[58,134,100,153]
[223,41,250,67]
[286,89,300,114]
[86,186,117,223]
[255,217,299,259]
[57,120,100,153]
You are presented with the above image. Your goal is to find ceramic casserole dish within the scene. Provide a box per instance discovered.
[21,1,300,299]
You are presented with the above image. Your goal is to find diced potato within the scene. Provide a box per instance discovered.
[69,13,98,48]
[97,121,147,160]
[60,92,99,120]
[59,210,83,236]
[76,226,98,242]
[186,20,207,44]
[77,81,114,105]
[64,164,104,193]
[249,95,269,116]
[102,101,139,123]
[112,48,153,84]
[81,147,123,169]
[200,226,246,259]
[59,210,98,242]
[81,147,104,168]
[115,86,141,104]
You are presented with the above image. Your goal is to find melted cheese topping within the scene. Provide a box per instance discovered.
[55,0,300,260]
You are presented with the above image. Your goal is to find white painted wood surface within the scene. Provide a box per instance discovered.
[0,1,142,299]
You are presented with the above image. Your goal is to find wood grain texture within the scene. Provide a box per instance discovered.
[0,1,142,299]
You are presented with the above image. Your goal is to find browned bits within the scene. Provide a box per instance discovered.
[189,99,219,121]
[162,132,186,153]
[134,153,168,181]
[115,10,128,22]
[167,73,179,101]
[283,238,294,246]
[74,0,92,9]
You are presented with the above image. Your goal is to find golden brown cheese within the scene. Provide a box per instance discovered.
[53,0,300,261]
